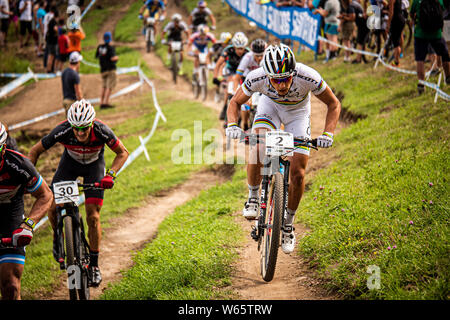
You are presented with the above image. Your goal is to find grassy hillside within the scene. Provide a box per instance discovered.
[296,53,449,299]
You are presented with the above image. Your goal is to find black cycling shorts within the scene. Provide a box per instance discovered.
[51,154,105,206]
[0,206,26,262]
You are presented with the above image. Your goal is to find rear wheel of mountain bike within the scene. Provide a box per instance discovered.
[64,215,77,300]
[260,172,283,282]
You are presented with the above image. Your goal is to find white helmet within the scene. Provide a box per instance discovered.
[262,43,296,79]
[67,99,96,127]
[0,122,7,146]
[198,24,208,34]
[232,32,248,48]
[172,13,182,22]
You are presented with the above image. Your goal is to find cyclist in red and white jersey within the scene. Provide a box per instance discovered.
[0,122,53,299]
[28,100,129,286]
[226,44,341,254]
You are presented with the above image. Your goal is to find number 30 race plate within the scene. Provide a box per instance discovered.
[53,181,80,205]
[266,131,294,156]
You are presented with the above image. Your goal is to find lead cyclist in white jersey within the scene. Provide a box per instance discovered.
[226,44,341,254]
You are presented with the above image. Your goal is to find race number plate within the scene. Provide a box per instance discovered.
[266,131,294,157]
[53,181,80,205]
[171,41,182,52]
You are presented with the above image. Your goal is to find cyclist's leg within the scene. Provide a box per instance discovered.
[0,262,24,299]
[280,103,311,223]
[0,210,26,299]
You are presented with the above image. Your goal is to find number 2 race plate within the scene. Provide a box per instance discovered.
[265,131,294,157]
[53,181,80,205]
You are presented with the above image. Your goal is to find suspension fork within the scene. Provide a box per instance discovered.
[280,157,290,228]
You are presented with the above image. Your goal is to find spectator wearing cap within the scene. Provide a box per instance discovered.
[95,31,119,109]
[61,51,83,113]
[67,21,85,54]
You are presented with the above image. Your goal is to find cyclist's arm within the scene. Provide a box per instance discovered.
[209,13,216,28]
[228,86,251,124]
[25,181,53,229]
[28,141,47,166]
[108,141,129,174]
[233,74,242,93]
[75,83,83,100]
[213,55,226,79]
[315,86,341,135]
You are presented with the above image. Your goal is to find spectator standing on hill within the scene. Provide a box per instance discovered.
[338,0,356,62]
[386,0,406,66]
[0,0,12,48]
[42,5,55,69]
[410,0,450,94]
[351,0,369,63]
[35,1,46,57]
[18,0,32,48]
[95,31,119,109]
[56,24,70,72]
[308,0,327,55]
[67,22,85,54]
[315,0,341,62]
[45,8,59,73]
[61,51,83,113]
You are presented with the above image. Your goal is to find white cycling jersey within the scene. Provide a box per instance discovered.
[241,63,327,109]
[236,52,261,77]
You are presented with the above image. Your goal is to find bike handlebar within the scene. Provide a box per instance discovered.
[239,132,318,150]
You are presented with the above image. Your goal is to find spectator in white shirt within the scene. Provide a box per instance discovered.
[18,0,32,47]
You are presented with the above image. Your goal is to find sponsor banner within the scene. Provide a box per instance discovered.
[224,0,321,51]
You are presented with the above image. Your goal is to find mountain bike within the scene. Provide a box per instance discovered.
[52,181,103,300]
[192,51,209,101]
[168,40,183,83]
[240,131,317,282]
[143,17,156,53]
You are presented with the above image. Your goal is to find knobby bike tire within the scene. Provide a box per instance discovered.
[201,67,207,101]
[64,215,77,300]
[171,52,178,83]
[260,172,284,282]
[76,217,90,300]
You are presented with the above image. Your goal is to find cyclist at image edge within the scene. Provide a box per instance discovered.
[188,24,216,80]
[0,122,53,300]
[213,32,250,122]
[188,1,216,32]
[28,100,129,287]
[234,38,267,131]
[226,44,341,254]
[139,0,166,38]
[161,13,190,75]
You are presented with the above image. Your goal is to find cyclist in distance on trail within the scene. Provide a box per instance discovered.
[234,38,267,131]
[139,0,166,39]
[28,100,129,287]
[213,32,250,121]
[0,122,53,300]
[188,24,216,81]
[161,13,190,74]
[210,32,232,66]
[188,1,216,32]
[226,44,341,254]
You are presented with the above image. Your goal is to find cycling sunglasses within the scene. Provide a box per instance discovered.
[71,122,93,132]
[270,75,293,84]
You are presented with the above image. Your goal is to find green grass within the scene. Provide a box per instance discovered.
[113,0,143,43]
[293,52,450,299]
[20,94,219,298]
[100,167,247,300]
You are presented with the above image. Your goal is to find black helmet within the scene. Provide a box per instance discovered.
[250,39,266,54]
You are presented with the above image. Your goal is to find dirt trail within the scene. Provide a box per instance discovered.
[5,0,343,300]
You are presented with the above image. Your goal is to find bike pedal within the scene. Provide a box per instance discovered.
[58,260,66,270]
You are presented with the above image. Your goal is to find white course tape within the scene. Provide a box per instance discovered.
[0,71,35,99]
[34,67,166,231]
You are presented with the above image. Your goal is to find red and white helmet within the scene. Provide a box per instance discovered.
[67,99,96,127]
